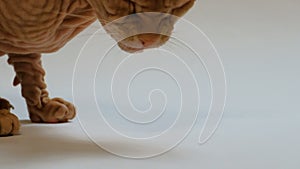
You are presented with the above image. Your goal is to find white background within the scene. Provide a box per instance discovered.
[1,0,300,168]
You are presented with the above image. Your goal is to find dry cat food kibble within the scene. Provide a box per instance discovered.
[0,0,195,136]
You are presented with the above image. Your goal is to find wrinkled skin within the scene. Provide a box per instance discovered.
[0,0,195,136]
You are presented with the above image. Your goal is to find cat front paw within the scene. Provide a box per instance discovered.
[0,110,20,136]
[0,98,20,136]
[28,98,76,123]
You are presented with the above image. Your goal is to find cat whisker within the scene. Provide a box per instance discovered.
[54,13,110,24]
[52,11,95,19]
[75,32,111,38]
[60,24,100,29]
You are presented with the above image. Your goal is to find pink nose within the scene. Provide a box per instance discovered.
[138,34,160,48]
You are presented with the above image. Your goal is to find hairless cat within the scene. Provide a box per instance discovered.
[0,0,195,136]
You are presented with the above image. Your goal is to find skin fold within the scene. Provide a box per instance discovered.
[0,0,195,136]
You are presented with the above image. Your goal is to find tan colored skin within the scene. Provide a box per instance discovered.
[0,0,195,136]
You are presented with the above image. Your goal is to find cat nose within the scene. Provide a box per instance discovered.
[138,34,160,48]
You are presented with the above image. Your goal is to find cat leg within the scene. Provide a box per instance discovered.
[0,53,20,136]
[8,53,76,123]
[0,97,20,136]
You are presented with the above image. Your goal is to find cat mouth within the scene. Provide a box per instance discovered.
[117,42,145,53]
[117,34,167,53]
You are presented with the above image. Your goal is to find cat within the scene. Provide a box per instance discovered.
[0,0,195,136]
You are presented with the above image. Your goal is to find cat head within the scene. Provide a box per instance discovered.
[87,0,195,52]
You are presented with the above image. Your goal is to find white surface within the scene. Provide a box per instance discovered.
[1,117,300,169]
[1,0,300,168]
